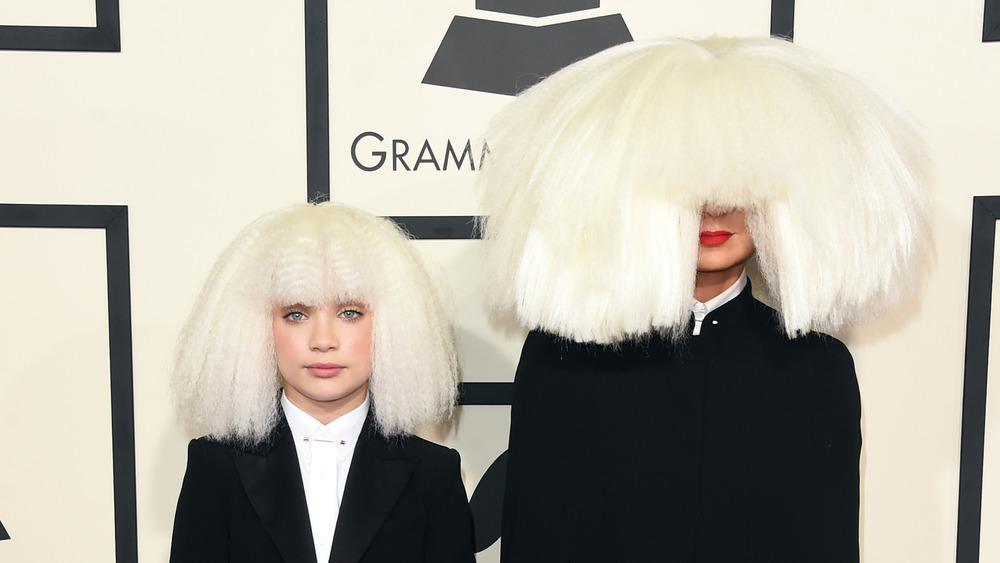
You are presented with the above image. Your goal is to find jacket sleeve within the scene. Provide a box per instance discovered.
[169,439,231,562]
[423,447,477,563]
[786,337,862,562]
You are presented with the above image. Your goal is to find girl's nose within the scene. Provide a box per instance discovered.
[310,313,339,351]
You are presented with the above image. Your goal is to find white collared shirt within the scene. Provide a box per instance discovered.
[691,271,748,336]
[281,391,369,563]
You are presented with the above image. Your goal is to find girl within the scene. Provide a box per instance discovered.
[169,202,475,563]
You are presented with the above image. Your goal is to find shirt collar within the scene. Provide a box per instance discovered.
[693,270,748,314]
[281,389,370,442]
[691,271,748,336]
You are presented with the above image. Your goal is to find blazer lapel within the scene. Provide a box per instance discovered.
[329,417,419,563]
[232,417,316,563]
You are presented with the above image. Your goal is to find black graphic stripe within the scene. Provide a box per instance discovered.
[0,204,137,562]
[957,196,1000,563]
[460,382,514,406]
[388,216,480,240]
[770,0,795,40]
[0,0,120,51]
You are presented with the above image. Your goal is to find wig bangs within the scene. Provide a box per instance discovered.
[479,35,932,340]
[256,208,375,311]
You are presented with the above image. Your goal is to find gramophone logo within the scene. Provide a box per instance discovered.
[423,0,633,96]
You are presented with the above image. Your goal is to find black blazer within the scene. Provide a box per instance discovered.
[501,282,861,562]
[170,413,476,562]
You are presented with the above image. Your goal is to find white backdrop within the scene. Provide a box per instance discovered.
[2,0,999,561]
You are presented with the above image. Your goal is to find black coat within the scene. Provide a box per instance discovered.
[501,283,861,562]
[170,413,476,563]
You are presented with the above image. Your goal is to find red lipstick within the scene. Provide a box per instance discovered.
[699,231,733,246]
[307,363,344,377]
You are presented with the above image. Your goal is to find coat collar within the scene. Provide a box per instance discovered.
[230,415,316,563]
[231,411,420,563]
[330,416,420,563]
[694,278,776,336]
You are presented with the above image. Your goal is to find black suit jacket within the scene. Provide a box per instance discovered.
[170,413,476,562]
[501,282,861,562]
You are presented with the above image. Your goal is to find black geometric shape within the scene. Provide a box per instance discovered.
[770,0,795,40]
[0,0,120,52]
[459,382,514,406]
[389,216,481,240]
[0,518,8,541]
[985,0,1000,42]
[477,0,599,18]
[422,14,632,96]
[0,204,137,562]
[956,196,1000,563]
[305,0,330,202]
[469,451,508,552]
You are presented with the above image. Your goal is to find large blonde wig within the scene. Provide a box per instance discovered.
[478,36,932,343]
[172,202,459,445]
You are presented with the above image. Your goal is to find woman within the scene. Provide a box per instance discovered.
[478,36,932,562]
[169,202,475,563]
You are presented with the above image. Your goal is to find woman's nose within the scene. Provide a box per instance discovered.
[703,207,728,219]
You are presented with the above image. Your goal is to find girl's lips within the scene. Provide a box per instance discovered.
[699,231,733,246]
[307,363,344,378]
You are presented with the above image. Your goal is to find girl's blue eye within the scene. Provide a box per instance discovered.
[341,309,362,320]
[284,311,306,322]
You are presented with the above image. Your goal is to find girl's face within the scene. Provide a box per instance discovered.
[272,301,373,424]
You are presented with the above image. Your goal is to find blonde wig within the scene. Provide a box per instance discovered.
[478,36,932,343]
[172,202,459,445]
